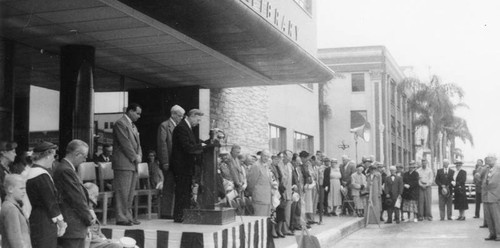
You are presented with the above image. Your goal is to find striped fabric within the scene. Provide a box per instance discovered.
[101,217,274,248]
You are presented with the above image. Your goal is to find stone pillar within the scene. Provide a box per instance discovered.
[59,45,95,154]
[0,39,15,141]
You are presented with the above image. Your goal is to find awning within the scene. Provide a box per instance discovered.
[0,0,333,91]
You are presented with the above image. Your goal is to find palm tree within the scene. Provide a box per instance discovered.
[400,75,472,171]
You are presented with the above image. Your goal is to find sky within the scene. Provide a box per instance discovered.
[317,0,500,160]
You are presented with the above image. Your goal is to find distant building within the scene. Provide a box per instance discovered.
[318,46,414,167]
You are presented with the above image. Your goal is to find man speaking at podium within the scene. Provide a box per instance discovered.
[171,109,205,223]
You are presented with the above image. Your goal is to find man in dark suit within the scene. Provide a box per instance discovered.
[53,139,94,248]
[112,103,143,226]
[482,155,500,241]
[157,105,185,219]
[95,144,112,163]
[171,109,204,223]
[384,166,403,223]
[435,159,455,220]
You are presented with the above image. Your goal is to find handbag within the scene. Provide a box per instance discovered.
[296,226,321,248]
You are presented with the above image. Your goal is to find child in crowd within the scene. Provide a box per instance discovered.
[0,174,32,248]
[84,182,124,248]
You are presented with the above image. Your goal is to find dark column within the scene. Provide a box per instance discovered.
[14,84,30,151]
[59,45,95,154]
[0,39,15,141]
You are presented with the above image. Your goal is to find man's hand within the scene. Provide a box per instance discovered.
[56,220,68,237]
[404,184,410,189]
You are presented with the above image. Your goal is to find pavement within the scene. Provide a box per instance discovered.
[334,186,498,248]
[273,214,365,248]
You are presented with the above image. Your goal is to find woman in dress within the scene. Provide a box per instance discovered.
[453,160,468,220]
[366,163,382,224]
[26,142,67,248]
[351,163,367,217]
[402,161,420,222]
[324,158,342,216]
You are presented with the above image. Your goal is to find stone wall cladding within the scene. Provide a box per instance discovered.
[210,86,269,154]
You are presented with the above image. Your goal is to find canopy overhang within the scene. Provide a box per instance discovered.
[0,0,334,91]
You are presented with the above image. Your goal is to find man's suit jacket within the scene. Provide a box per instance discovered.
[112,116,142,171]
[291,165,304,195]
[435,168,455,195]
[53,159,93,239]
[246,161,272,205]
[384,174,403,201]
[482,165,500,203]
[157,118,176,170]
[0,198,32,248]
[171,119,203,176]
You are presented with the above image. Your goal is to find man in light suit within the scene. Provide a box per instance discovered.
[384,166,403,224]
[247,150,273,217]
[435,159,455,221]
[171,109,204,223]
[157,105,185,219]
[483,155,500,241]
[112,103,143,226]
[53,139,95,248]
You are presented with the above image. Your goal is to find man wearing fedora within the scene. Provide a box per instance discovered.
[384,166,403,223]
[435,159,455,220]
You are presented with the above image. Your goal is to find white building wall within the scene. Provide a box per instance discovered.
[268,84,320,153]
[323,72,376,161]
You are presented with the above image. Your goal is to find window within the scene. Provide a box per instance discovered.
[391,116,396,134]
[391,143,397,164]
[104,122,109,129]
[398,146,402,163]
[110,122,114,129]
[390,80,396,104]
[403,125,407,140]
[350,110,367,130]
[269,124,286,154]
[402,96,407,114]
[294,132,313,154]
[293,0,312,15]
[351,73,365,92]
[397,121,401,137]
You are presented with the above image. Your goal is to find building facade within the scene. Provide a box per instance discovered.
[1,0,332,157]
[318,46,414,167]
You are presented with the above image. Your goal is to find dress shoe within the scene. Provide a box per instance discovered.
[272,234,279,239]
[284,232,295,236]
[116,221,132,226]
[479,225,488,228]
[395,220,400,224]
[384,221,392,224]
[447,217,453,220]
[484,236,497,241]
[174,219,183,223]
[473,216,479,218]
[306,224,311,229]
[426,217,433,221]
[277,232,285,238]
[131,219,141,225]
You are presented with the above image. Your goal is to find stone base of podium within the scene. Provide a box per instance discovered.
[183,207,236,225]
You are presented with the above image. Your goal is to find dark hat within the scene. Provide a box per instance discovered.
[454,159,463,165]
[33,141,58,153]
[0,141,17,152]
[299,151,310,158]
[409,160,416,167]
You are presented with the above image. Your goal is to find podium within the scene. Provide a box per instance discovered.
[183,144,236,225]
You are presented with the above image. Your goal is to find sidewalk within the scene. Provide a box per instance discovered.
[273,215,365,248]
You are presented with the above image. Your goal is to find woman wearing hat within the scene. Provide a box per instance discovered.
[453,160,468,220]
[365,163,383,224]
[402,161,420,222]
[27,142,67,248]
[324,158,342,216]
[351,163,367,217]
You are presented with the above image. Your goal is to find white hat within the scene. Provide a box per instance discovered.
[120,237,137,248]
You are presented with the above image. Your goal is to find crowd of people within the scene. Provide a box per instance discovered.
[0,102,499,248]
